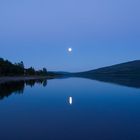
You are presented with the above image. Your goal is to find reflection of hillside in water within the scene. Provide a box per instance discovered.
[0,79,47,100]
[74,73,140,89]
[0,73,140,101]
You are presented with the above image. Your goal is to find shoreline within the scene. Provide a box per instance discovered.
[0,76,54,84]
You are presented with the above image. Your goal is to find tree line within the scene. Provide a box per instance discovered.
[0,58,47,76]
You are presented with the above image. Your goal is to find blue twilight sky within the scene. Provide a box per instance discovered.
[0,0,140,72]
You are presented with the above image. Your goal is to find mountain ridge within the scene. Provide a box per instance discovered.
[76,60,140,75]
[63,60,140,88]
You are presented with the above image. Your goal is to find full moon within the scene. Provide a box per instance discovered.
[68,47,72,52]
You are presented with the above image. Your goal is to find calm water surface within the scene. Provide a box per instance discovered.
[0,78,140,140]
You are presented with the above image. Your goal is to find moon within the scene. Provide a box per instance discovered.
[68,47,72,52]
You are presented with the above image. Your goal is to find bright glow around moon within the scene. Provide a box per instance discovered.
[68,48,72,52]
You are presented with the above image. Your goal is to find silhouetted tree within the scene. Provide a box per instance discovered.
[26,67,36,75]
[0,58,48,76]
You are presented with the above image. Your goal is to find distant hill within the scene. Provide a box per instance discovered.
[72,60,140,88]
[77,60,140,75]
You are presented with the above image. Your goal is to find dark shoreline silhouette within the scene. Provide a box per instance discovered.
[74,60,140,88]
[0,60,140,101]
[0,73,139,101]
[0,58,48,76]
[61,60,140,88]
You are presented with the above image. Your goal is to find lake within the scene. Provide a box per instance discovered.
[0,77,140,140]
